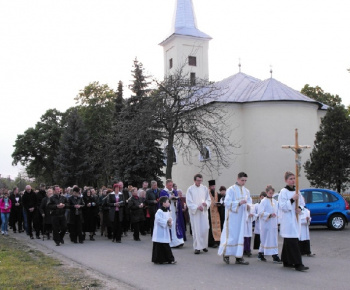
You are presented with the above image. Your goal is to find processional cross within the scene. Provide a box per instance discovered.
[282,129,310,220]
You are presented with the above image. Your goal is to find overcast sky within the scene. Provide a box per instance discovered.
[1,0,349,179]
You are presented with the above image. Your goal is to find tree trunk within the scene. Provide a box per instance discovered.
[165,135,175,179]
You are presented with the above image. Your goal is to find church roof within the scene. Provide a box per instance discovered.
[160,0,211,45]
[214,72,322,107]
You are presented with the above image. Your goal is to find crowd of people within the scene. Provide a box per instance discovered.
[0,171,313,271]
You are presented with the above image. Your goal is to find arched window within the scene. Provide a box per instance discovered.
[199,146,211,161]
[164,145,177,165]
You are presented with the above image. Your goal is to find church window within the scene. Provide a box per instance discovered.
[169,58,173,69]
[199,146,211,161]
[188,56,197,66]
[190,73,196,86]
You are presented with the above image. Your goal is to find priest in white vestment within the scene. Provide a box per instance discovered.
[218,172,251,265]
[186,173,211,254]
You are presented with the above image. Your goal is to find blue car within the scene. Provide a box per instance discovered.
[300,188,350,230]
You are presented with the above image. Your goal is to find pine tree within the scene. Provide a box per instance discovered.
[55,109,93,187]
[115,59,164,187]
[304,105,350,192]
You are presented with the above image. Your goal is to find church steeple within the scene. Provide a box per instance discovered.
[160,0,211,80]
[170,0,211,39]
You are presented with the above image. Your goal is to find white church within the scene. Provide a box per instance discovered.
[159,0,327,195]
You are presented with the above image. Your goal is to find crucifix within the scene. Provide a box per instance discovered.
[282,129,310,220]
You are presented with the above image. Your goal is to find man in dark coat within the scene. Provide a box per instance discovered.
[47,185,67,246]
[22,185,38,239]
[145,180,161,235]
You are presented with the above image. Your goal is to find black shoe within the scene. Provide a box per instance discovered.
[55,241,60,246]
[203,248,208,252]
[258,252,267,262]
[223,256,230,264]
[194,249,200,254]
[295,265,309,271]
[272,255,282,264]
[60,239,64,244]
[73,241,78,244]
[79,241,84,244]
[235,258,249,265]
[306,253,315,257]
[211,244,218,248]
[30,235,34,239]
[168,260,177,264]
[283,263,294,268]
[13,231,17,233]
[36,235,41,239]
[134,238,141,241]
[244,251,252,257]
[90,236,95,241]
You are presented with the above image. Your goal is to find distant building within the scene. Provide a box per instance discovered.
[159,0,326,195]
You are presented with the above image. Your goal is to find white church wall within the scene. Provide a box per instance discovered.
[169,101,321,196]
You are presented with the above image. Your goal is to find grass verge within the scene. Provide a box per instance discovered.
[0,235,102,289]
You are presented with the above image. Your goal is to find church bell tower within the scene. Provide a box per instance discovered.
[159,0,212,81]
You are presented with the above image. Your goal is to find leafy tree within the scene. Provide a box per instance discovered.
[12,109,64,184]
[304,105,350,192]
[115,59,165,187]
[151,66,235,179]
[301,84,342,107]
[74,82,116,186]
[54,109,93,187]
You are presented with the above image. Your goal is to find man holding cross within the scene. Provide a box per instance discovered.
[280,129,310,271]
[278,171,309,271]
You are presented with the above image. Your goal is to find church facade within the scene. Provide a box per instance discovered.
[159,0,326,195]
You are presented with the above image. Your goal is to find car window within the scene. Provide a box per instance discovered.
[301,191,311,203]
[311,191,330,203]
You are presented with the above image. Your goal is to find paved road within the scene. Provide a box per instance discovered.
[16,226,349,289]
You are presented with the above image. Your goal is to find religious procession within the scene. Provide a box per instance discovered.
[0,170,312,272]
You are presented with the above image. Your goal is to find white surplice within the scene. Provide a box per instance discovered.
[278,187,305,238]
[300,208,311,241]
[258,197,279,255]
[152,209,172,243]
[186,184,211,250]
[218,184,252,258]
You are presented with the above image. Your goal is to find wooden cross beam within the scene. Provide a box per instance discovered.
[282,129,311,220]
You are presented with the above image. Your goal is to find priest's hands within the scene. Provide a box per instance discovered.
[167,218,172,226]
[292,193,299,201]
[198,205,204,211]
[239,200,247,206]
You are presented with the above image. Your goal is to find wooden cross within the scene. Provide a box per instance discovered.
[282,129,310,220]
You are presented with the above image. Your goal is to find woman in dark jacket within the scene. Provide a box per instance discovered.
[128,187,145,241]
[108,184,125,243]
[68,187,85,243]
[82,189,97,241]
[39,188,53,240]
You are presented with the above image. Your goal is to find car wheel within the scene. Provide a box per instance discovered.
[328,214,346,230]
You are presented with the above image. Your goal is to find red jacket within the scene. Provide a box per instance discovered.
[0,198,12,213]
